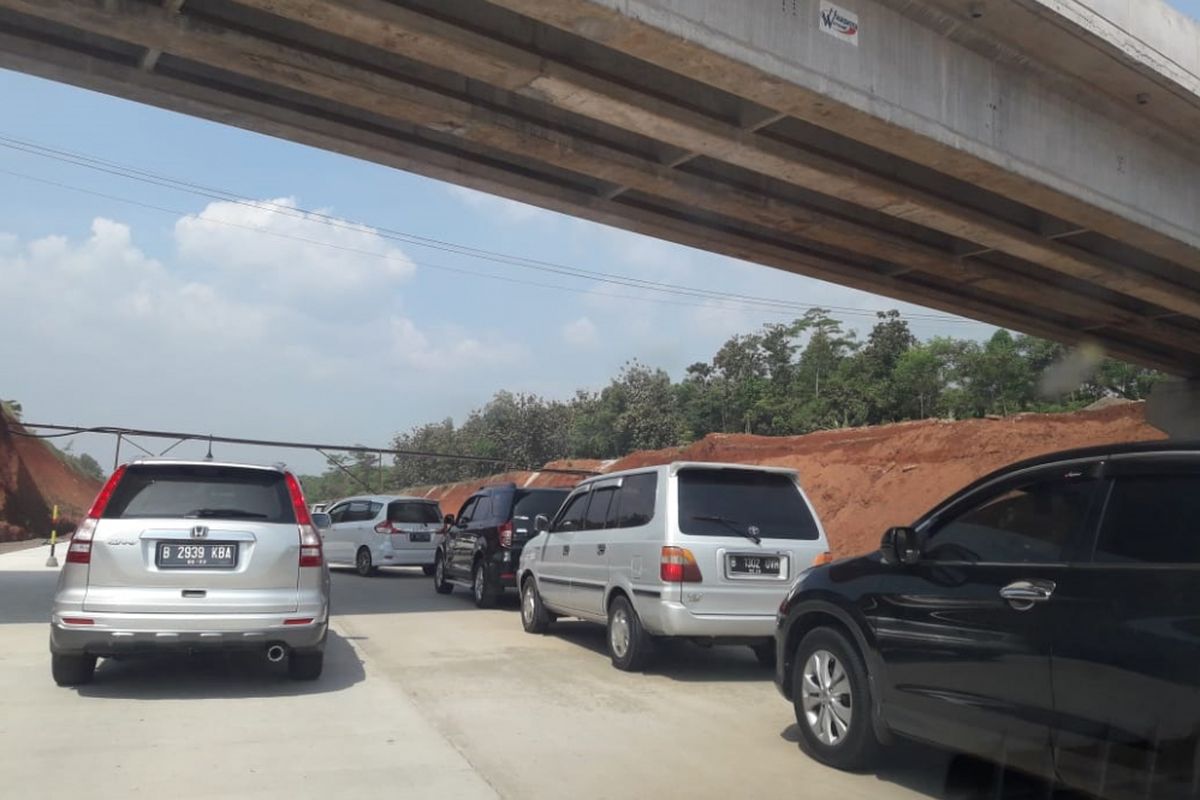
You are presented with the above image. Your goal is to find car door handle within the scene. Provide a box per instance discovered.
[597,544,606,555]
[562,545,570,556]
[1000,579,1056,610]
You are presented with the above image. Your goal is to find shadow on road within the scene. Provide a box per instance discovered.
[329,567,512,615]
[779,724,1084,799]
[548,620,775,683]
[0,570,57,625]
[74,631,364,699]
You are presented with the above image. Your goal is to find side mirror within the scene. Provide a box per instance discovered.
[443,514,455,528]
[880,526,920,566]
[534,514,550,534]
[311,512,332,531]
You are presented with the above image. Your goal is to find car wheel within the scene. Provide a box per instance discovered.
[421,564,436,577]
[607,595,652,671]
[51,653,96,686]
[288,650,324,681]
[355,546,375,577]
[792,627,881,770]
[521,578,551,634]
[433,553,453,594]
[750,640,776,668]
[473,560,498,609]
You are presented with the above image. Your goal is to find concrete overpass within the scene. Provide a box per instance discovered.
[0,0,1198,377]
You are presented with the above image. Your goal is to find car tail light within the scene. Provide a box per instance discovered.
[498,520,514,548]
[661,546,702,582]
[811,551,834,567]
[67,465,127,565]
[374,520,395,534]
[283,618,314,626]
[61,617,94,626]
[285,472,323,568]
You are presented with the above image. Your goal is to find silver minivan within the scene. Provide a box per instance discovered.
[49,460,330,685]
[322,494,444,576]
[517,462,829,670]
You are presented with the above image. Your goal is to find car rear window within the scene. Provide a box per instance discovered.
[513,490,569,521]
[677,468,818,540]
[388,501,442,524]
[104,465,294,522]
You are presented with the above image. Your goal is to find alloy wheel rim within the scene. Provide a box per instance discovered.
[358,551,369,573]
[435,558,443,584]
[610,608,630,658]
[474,567,484,600]
[522,586,535,623]
[801,649,853,746]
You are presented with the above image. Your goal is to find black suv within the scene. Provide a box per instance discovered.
[775,442,1200,799]
[433,484,569,608]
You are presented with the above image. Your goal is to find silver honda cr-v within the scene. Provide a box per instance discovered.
[49,459,330,685]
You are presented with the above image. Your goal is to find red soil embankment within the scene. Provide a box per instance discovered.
[0,411,103,541]
[403,404,1163,558]
[404,459,606,519]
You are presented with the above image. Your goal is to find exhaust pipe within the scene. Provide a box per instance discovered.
[266,644,287,663]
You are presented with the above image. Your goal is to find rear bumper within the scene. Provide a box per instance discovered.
[642,600,776,640]
[489,549,521,587]
[49,612,328,656]
[376,544,437,566]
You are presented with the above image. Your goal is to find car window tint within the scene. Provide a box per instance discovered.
[553,491,590,532]
[1095,475,1200,564]
[677,469,816,539]
[388,501,442,524]
[456,497,479,524]
[513,490,568,523]
[104,465,293,522]
[615,473,657,528]
[583,486,617,530]
[343,500,375,523]
[473,495,492,522]
[928,478,1096,564]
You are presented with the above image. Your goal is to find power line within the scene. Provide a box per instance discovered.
[13,422,600,476]
[0,132,976,324]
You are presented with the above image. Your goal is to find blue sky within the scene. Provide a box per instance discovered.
[1,0,1196,474]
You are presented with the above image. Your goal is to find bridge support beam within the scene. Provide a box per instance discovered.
[1147,381,1200,440]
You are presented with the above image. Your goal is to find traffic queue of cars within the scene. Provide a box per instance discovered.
[51,442,1200,798]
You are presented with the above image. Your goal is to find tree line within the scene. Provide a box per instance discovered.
[298,309,1161,500]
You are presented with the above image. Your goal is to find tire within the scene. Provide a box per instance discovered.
[288,650,324,681]
[472,560,498,609]
[421,564,436,577]
[520,577,551,634]
[792,627,881,771]
[51,653,96,686]
[751,639,776,668]
[432,553,453,594]
[355,546,376,577]
[607,594,652,671]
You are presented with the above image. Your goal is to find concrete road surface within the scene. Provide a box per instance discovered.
[1,545,966,799]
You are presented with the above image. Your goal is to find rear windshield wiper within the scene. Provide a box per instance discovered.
[184,508,270,519]
[691,514,761,544]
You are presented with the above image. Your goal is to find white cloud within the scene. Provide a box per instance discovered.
[561,316,598,348]
[174,197,415,303]
[446,184,555,224]
[0,207,528,474]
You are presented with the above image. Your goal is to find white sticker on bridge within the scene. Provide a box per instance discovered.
[819,1,859,46]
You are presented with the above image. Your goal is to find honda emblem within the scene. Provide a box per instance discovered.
[191,525,209,539]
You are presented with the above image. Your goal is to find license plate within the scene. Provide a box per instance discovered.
[409,532,430,543]
[156,542,237,569]
[728,554,782,576]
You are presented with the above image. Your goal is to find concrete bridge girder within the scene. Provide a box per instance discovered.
[0,0,1196,376]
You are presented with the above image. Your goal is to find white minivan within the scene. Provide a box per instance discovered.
[517,462,829,670]
[323,495,444,576]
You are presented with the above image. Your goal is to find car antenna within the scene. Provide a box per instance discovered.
[204,435,214,461]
